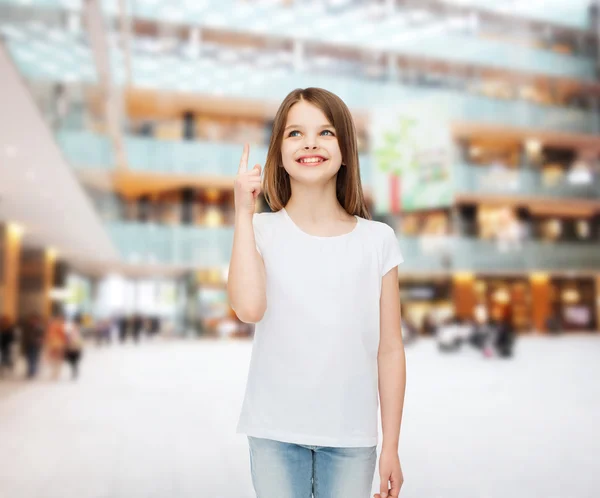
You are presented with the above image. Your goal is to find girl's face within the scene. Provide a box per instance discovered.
[280,100,343,186]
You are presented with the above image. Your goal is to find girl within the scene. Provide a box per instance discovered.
[228,88,406,498]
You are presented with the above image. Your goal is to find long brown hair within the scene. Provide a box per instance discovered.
[262,87,371,219]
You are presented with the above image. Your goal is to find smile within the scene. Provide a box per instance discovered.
[296,156,328,165]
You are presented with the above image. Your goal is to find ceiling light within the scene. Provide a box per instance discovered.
[8,223,25,238]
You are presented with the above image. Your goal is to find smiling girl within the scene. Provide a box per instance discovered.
[228,87,406,498]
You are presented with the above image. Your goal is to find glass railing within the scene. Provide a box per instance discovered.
[4,29,599,134]
[56,129,114,168]
[128,62,600,134]
[2,1,597,82]
[58,130,374,185]
[454,163,600,199]
[1,0,593,31]
[437,0,592,29]
[107,223,600,272]
[108,222,234,268]
[452,238,600,272]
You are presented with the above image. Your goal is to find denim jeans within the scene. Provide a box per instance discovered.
[247,436,377,498]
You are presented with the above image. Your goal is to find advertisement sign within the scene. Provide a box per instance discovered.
[372,96,455,214]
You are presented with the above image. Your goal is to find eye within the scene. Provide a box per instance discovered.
[288,130,301,137]
[321,129,335,136]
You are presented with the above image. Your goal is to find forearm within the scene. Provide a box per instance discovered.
[227,214,267,323]
[378,348,406,453]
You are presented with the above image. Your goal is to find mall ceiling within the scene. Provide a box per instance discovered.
[0,44,118,262]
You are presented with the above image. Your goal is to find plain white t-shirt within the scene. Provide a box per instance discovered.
[236,208,404,447]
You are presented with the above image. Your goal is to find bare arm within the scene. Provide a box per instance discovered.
[226,144,267,323]
[228,215,267,323]
[378,266,406,454]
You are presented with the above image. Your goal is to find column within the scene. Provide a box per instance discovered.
[18,248,57,321]
[453,273,476,320]
[530,273,551,334]
[0,223,24,321]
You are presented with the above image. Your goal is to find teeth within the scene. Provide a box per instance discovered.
[299,157,324,164]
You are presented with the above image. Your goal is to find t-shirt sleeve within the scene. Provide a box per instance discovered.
[380,224,404,277]
[252,213,265,257]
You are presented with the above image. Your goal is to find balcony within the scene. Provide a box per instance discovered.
[454,163,600,199]
[4,24,600,135]
[106,223,600,273]
[452,238,600,272]
[108,222,234,269]
[57,130,374,185]
[2,2,596,80]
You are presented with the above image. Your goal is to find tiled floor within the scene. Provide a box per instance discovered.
[0,335,598,498]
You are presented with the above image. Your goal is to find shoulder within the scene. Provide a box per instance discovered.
[359,218,396,240]
[253,210,285,231]
[253,210,282,225]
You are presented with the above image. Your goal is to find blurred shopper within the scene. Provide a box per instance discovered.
[494,307,516,358]
[231,88,405,498]
[21,313,45,379]
[400,305,418,346]
[0,314,16,376]
[118,315,128,343]
[149,316,161,338]
[469,304,492,352]
[64,316,84,380]
[546,311,562,335]
[437,316,473,352]
[95,318,112,346]
[422,310,437,336]
[46,313,67,380]
[132,314,143,344]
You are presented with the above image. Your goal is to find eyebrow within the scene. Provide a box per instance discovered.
[284,124,334,131]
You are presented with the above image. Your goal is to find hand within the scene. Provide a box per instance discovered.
[234,143,262,217]
[373,448,403,498]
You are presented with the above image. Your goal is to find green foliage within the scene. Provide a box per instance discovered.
[374,116,419,176]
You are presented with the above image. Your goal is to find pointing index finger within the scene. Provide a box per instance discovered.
[238,143,249,173]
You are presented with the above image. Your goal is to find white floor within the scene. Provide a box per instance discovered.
[0,335,598,498]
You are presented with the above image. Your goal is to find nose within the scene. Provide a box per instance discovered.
[303,144,317,150]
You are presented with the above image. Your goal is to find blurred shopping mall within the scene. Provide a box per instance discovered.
[1,1,600,498]
[2,0,600,336]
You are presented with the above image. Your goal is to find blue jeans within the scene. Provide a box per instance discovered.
[247,436,377,498]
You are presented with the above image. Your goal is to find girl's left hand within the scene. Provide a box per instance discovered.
[373,448,403,498]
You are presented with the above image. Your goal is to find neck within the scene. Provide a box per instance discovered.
[284,177,347,222]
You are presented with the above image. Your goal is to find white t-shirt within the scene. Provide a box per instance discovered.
[236,208,404,447]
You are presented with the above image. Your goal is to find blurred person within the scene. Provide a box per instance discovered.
[494,307,516,358]
[469,304,491,351]
[0,314,16,376]
[546,310,562,335]
[95,318,112,345]
[118,315,128,343]
[437,315,474,353]
[64,316,84,380]
[21,313,45,379]
[46,313,67,380]
[149,316,161,337]
[400,305,418,346]
[132,314,143,344]
[422,310,436,336]
[229,88,405,498]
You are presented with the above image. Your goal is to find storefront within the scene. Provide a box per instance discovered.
[473,277,532,332]
[550,277,597,331]
[399,279,453,335]
[397,209,451,237]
